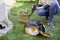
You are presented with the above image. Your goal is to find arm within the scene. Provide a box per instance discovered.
[32,4,43,13]
[36,6,44,10]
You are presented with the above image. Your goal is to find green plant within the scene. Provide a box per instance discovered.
[19,9,27,14]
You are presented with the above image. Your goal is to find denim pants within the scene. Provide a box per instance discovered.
[38,2,60,22]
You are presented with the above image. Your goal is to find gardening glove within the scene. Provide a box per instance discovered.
[32,5,36,13]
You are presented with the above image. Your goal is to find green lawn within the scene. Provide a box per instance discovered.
[0,2,60,40]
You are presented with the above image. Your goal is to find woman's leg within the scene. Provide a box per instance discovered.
[48,2,59,28]
[49,2,59,22]
[38,9,48,16]
[38,8,49,21]
[55,6,60,14]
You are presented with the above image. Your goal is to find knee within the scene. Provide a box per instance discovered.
[38,10,46,16]
[51,2,58,7]
[38,10,43,16]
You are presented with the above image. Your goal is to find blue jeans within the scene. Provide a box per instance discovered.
[38,2,60,22]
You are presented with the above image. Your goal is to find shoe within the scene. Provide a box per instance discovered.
[45,17,48,21]
[45,16,49,21]
[47,22,55,28]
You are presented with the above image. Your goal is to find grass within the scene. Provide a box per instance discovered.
[0,1,60,40]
